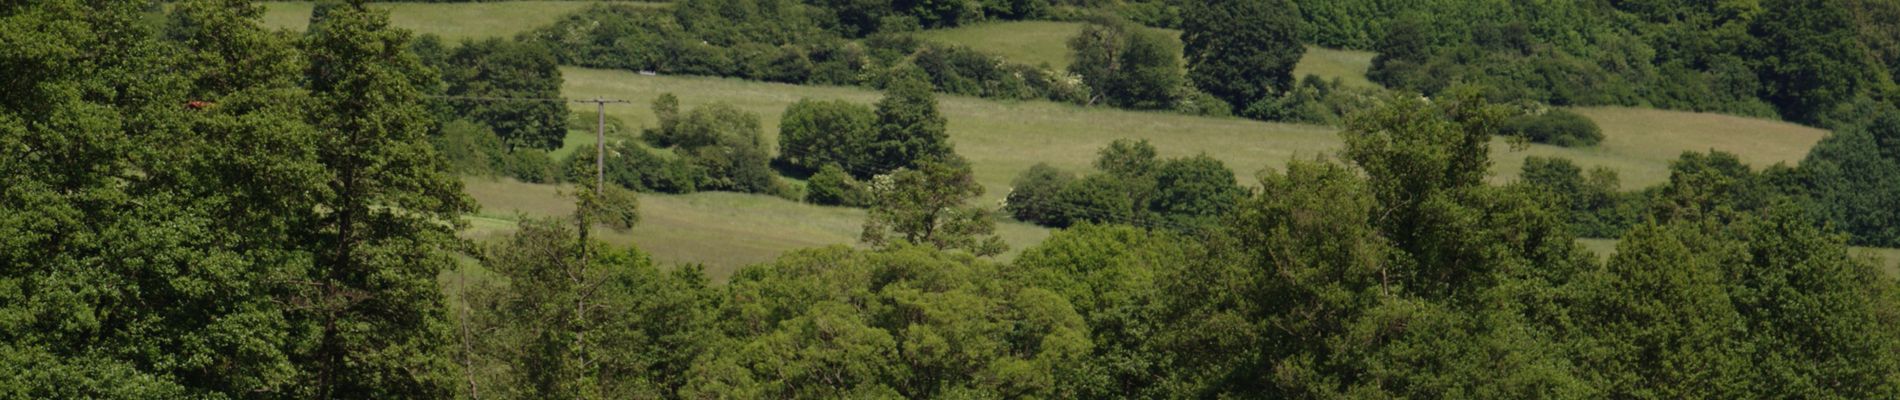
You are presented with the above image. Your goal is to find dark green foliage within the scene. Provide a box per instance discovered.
[1519,156,1639,238]
[804,163,870,206]
[1149,154,1245,223]
[1653,151,1778,224]
[434,119,559,182]
[1012,139,1244,230]
[1798,112,1900,247]
[1,0,316,396]
[301,3,476,396]
[439,37,569,150]
[1054,173,1147,227]
[1342,91,1505,268]
[870,71,956,173]
[466,218,717,399]
[1752,0,1882,124]
[909,41,1087,103]
[1501,109,1604,147]
[528,2,1089,104]
[1345,0,1894,126]
[1181,0,1304,117]
[862,159,1007,256]
[1566,222,1753,397]
[1068,17,1185,109]
[1245,75,1379,125]
[776,98,878,176]
[1005,163,1076,226]
[567,141,708,194]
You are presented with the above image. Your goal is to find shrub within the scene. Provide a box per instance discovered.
[1069,17,1185,109]
[566,142,706,193]
[805,163,868,206]
[1501,109,1604,147]
[434,119,508,176]
[1006,163,1076,225]
[1150,154,1244,220]
[656,102,759,149]
[505,149,558,183]
[1055,174,1145,228]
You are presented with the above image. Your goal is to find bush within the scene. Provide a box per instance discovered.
[434,119,508,176]
[566,141,706,193]
[1069,17,1185,109]
[505,149,558,183]
[777,98,877,175]
[1006,163,1076,225]
[805,164,868,206]
[1149,154,1244,220]
[1500,109,1604,147]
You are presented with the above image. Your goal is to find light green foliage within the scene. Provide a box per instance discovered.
[1342,91,1506,271]
[686,245,1091,398]
[777,98,878,176]
[1567,223,1753,398]
[1013,224,1190,397]
[1181,0,1305,117]
[862,159,1008,257]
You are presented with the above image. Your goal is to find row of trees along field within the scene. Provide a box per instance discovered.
[8,1,1900,398]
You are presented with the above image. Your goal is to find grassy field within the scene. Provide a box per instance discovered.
[257,1,661,41]
[561,67,1824,196]
[462,178,1051,280]
[916,21,1379,89]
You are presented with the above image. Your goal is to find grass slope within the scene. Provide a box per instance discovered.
[258,1,660,41]
[915,21,1379,89]
[561,67,1821,194]
[463,178,1050,280]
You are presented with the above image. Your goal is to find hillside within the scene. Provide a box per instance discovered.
[255,3,1839,274]
[451,67,1838,274]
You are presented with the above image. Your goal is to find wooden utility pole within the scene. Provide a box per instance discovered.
[575,97,629,193]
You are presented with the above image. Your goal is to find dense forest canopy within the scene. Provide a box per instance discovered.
[4,0,1900,399]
